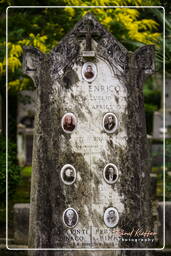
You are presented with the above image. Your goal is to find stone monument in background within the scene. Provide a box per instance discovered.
[22,13,156,255]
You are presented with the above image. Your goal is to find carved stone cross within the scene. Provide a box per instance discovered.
[78,19,100,51]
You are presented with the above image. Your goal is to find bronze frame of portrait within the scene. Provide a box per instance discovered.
[103,112,118,134]
[60,164,76,185]
[103,163,119,184]
[62,208,79,228]
[82,62,97,82]
[103,207,119,228]
[61,112,77,134]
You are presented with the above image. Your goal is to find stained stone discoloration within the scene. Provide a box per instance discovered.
[23,13,155,255]
[22,46,43,87]
[117,47,155,248]
[61,68,79,90]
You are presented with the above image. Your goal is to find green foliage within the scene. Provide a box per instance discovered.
[144,104,157,135]
[0,0,165,136]
[152,139,171,201]
[64,0,161,46]
[1,2,162,79]
[0,2,164,137]
[0,135,21,207]
[0,3,164,136]
[12,176,30,204]
[144,77,161,134]
[146,7,171,74]
[22,165,32,177]
[0,2,163,91]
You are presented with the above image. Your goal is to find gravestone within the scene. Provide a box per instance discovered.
[17,90,36,166]
[13,204,30,245]
[23,13,156,255]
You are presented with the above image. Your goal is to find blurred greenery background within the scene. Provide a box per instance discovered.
[0,0,170,245]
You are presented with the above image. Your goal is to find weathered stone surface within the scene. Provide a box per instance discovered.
[23,13,156,254]
[13,204,30,245]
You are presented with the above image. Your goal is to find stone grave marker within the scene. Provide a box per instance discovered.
[13,204,30,245]
[22,13,156,255]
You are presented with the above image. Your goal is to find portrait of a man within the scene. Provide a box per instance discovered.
[103,113,118,133]
[104,207,119,228]
[60,164,76,185]
[84,65,94,79]
[63,208,78,228]
[82,62,97,82]
[103,164,118,184]
[62,113,76,133]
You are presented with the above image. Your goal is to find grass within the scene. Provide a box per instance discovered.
[21,166,32,177]
[12,166,32,204]
[152,166,171,201]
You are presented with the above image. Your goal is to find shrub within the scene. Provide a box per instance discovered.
[0,135,21,207]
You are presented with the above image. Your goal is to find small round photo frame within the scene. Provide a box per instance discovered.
[63,208,79,228]
[61,112,77,134]
[103,112,118,134]
[82,62,97,82]
[60,164,76,185]
[104,207,119,228]
[103,163,119,185]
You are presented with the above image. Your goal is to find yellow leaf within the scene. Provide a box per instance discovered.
[8,56,21,72]
[8,79,21,90]
[0,62,3,74]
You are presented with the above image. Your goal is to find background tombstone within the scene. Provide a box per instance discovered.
[13,204,30,245]
[23,13,156,256]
